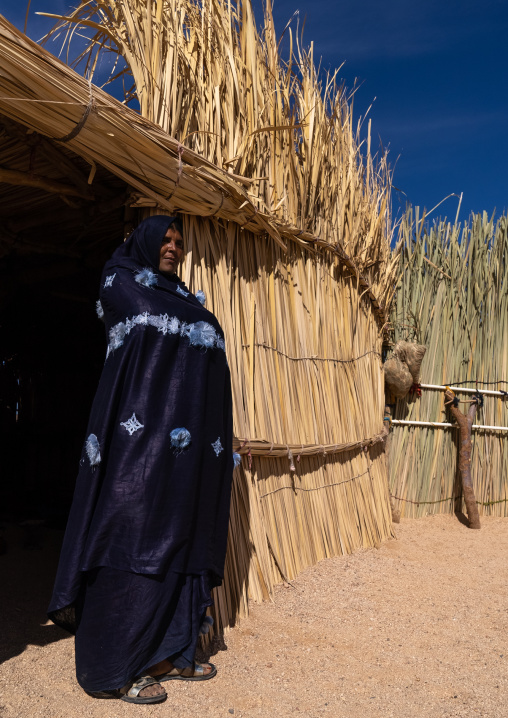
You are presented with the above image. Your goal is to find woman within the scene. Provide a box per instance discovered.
[48,215,234,704]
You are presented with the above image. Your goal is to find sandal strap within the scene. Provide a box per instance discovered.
[122,675,162,698]
[166,662,209,678]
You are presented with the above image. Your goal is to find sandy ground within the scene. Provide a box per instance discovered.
[1,514,508,718]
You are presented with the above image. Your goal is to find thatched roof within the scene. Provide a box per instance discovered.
[0,14,388,319]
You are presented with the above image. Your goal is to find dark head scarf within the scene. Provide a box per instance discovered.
[103,215,184,287]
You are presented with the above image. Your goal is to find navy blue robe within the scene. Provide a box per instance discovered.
[48,216,234,691]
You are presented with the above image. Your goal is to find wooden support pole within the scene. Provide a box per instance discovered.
[444,389,481,529]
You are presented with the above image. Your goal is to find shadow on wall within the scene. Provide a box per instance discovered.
[0,524,70,665]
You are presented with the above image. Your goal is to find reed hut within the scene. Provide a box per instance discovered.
[0,1,398,631]
[389,209,508,519]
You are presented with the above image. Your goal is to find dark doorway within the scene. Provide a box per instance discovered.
[0,114,133,665]
[1,253,109,525]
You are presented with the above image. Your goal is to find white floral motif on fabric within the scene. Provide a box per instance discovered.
[211,437,224,456]
[134,267,158,288]
[106,313,226,358]
[104,273,116,288]
[85,434,101,466]
[120,413,144,435]
[176,285,189,297]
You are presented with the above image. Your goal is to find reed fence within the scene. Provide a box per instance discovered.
[389,209,508,518]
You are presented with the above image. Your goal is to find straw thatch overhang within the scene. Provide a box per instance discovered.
[0,15,385,322]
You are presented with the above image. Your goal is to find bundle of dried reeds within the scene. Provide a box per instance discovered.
[0,11,397,314]
[389,209,508,518]
[36,0,398,309]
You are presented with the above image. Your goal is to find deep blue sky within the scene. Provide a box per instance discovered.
[2,0,507,223]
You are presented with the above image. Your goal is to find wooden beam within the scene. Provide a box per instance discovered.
[0,167,94,200]
[0,116,113,197]
[0,233,82,258]
[37,137,113,196]
[6,206,80,233]
[5,192,127,234]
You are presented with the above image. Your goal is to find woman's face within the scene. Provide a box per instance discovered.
[159,226,184,275]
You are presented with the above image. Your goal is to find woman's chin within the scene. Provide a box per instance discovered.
[159,263,176,275]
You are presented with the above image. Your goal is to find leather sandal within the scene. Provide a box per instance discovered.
[119,675,167,703]
[89,675,167,703]
[156,661,217,682]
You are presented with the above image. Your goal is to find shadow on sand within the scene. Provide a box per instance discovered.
[0,524,70,665]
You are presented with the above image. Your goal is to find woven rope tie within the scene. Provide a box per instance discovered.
[165,143,185,203]
[206,191,225,218]
[239,204,259,229]
[54,80,95,143]
[287,446,296,473]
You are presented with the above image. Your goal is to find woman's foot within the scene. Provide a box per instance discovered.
[135,681,167,699]
[88,676,167,703]
[147,658,216,681]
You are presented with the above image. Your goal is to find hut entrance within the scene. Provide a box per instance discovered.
[1,256,104,527]
[0,115,129,529]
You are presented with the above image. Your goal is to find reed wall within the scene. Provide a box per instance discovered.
[182,215,392,628]
[389,210,508,519]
